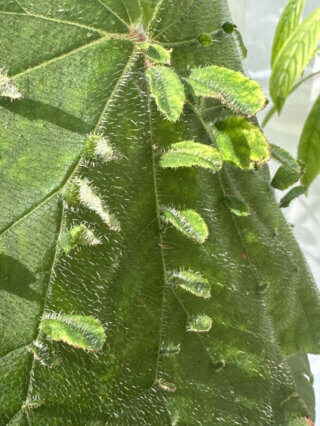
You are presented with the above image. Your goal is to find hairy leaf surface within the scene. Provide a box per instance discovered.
[1,0,320,424]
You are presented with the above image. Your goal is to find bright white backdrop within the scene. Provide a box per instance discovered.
[228,0,320,423]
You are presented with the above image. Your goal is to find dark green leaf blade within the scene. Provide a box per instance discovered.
[185,65,267,116]
[298,94,320,187]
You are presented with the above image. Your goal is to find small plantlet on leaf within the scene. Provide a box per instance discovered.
[64,178,120,231]
[213,116,270,169]
[157,378,177,393]
[168,269,211,299]
[159,140,222,172]
[162,207,209,244]
[0,68,22,99]
[187,314,213,333]
[146,65,185,122]
[39,312,106,352]
[160,342,181,357]
[84,133,115,163]
[59,224,102,253]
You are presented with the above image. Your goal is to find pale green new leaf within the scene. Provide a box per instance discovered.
[146,65,185,121]
[159,140,222,172]
[185,65,267,116]
[271,0,307,67]
[39,313,106,352]
[270,7,320,111]
[0,69,22,99]
[213,116,270,169]
[298,94,320,187]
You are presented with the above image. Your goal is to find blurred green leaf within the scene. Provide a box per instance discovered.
[298,94,320,187]
[270,7,320,111]
[271,0,306,67]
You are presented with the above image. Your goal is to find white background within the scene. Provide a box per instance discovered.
[228,0,320,423]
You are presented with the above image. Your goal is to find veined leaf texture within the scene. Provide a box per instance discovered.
[0,0,320,424]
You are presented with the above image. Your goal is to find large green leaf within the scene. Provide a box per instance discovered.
[271,0,307,67]
[270,6,320,111]
[298,94,320,187]
[1,0,320,424]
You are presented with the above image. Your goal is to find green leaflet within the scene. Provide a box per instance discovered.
[185,65,267,116]
[162,208,209,244]
[270,143,301,174]
[159,141,223,172]
[272,166,301,190]
[187,314,212,333]
[226,196,250,217]
[84,133,115,163]
[0,69,22,99]
[168,269,211,299]
[271,0,307,66]
[213,117,270,169]
[270,7,320,111]
[58,224,101,253]
[65,178,120,231]
[146,65,185,122]
[147,44,171,64]
[298,94,320,187]
[39,313,106,352]
[280,186,306,208]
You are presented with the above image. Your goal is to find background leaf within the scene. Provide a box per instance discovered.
[298,94,320,187]
[271,0,307,67]
[270,7,320,111]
